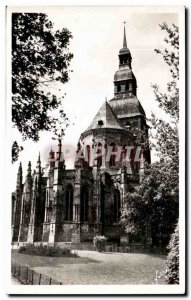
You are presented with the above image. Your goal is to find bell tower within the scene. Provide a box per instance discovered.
[114,25,137,97]
[109,24,151,163]
[118,25,132,68]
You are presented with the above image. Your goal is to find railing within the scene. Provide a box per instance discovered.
[105,245,166,255]
[11,263,62,285]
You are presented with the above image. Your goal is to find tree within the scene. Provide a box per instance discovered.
[166,221,179,284]
[12,13,73,162]
[120,162,178,247]
[150,22,179,176]
[121,23,179,247]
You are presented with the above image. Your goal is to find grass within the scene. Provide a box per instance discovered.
[11,250,167,285]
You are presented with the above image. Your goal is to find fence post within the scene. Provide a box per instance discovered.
[14,264,16,276]
[26,267,28,285]
[18,266,20,280]
[38,274,41,285]
[31,270,34,285]
[155,270,158,285]
[49,278,52,285]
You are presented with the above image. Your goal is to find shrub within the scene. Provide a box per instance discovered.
[18,245,26,253]
[166,221,179,284]
[93,236,106,252]
[18,244,78,257]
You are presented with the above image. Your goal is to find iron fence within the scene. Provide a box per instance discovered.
[11,263,62,285]
[105,245,166,255]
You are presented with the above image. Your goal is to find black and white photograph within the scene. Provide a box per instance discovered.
[5,5,185,295]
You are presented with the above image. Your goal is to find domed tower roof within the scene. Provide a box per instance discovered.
[114,67,136,82]
[109,95,145,118]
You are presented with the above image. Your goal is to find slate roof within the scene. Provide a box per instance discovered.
[109,95,145,118]
[85,101,124,132]
[114,67,136,82]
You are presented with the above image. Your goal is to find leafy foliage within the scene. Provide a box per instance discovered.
[151,23,179,119]
[12,141,23,163]
[93,236,106,252]
[166,221,179,284]
[12,13,73,161]
[121,162,178,246]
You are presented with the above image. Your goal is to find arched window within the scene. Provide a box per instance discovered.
[97,142,102,167]
[65,185,73,221]
[130,147,135,173]
[80,186,89,222]
[109,143,117,167]
[121,145,127,164]
[84,145,91,166]
[114,189,121,222]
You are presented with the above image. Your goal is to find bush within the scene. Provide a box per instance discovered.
[166,221,179,284]
[93,236,106,252]
[18,244,78,257]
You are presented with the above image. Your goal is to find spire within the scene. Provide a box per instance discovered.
[36,152,41,174]
[27,161,31,172]
[123,24,127,49]
[18,162,22,175]
[37,152,41,163]
[27,161,32,178]
[16,162,22,189]
[118,23,131,67]
[56,139,63,161]
[49,147,55,160]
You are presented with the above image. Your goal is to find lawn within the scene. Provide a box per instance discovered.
[12,250,167,285]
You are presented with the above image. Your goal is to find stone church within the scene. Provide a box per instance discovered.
[12,27,151,247]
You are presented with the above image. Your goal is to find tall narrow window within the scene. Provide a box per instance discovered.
[84,145,91,166]
[97,142,102,167]
[109,143,117,167]
[80,186,89,222]
[121,145,127,164]
[65,185,73,221]
[114,189,121,222]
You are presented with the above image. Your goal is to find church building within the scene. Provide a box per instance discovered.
[12,27,151,247]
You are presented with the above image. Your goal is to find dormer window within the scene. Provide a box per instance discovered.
[98,120,103,126]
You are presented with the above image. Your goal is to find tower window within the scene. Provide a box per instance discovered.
[98,120,103,126]
[126,83,129,91]
[129,82,133,91]
[117,85,121,92]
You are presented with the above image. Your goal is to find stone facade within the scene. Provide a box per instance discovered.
[12,27,151,246]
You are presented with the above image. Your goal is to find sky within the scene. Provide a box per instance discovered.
[9,6,179,190]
